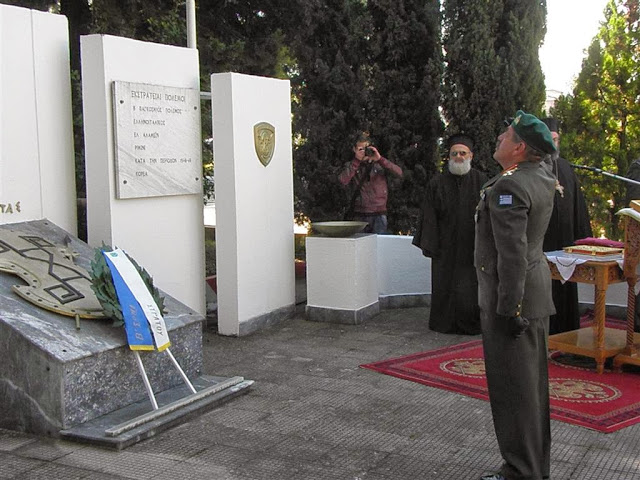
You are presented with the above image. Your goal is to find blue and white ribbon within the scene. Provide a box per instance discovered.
[103,248,170,351]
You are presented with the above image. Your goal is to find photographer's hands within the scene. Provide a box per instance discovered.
[365,146,382,163]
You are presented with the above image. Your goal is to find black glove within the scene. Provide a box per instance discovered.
[496,314,530,338]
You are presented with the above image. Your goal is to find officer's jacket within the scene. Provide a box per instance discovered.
[474,161,556,319]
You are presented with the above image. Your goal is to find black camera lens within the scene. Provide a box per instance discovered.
[365,146,374,156]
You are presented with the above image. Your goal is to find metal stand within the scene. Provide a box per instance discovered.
[133,347,198,411]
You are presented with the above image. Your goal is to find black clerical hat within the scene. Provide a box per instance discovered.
[447,134,474,152]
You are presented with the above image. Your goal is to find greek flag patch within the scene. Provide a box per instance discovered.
[499,194,513,205]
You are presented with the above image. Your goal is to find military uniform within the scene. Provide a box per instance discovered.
[474,160,556,480]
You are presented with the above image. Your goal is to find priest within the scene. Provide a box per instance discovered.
[413,134,488,334]
[541,118,592,334]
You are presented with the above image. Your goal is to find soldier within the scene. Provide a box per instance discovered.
[475,111,557,480]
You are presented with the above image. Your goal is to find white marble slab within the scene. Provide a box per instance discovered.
[112,81,202,199]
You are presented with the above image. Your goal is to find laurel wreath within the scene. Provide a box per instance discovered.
[90,244,166,327]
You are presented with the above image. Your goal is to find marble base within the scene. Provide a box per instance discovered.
[306,301,380,325]
[379,293,431,310]
[60,375,253,449]
[0,220,205,437]
[238,303,295,336]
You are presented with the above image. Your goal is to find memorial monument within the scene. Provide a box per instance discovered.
[1,5,252,449]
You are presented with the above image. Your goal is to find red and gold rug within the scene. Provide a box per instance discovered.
[361,340,640,433]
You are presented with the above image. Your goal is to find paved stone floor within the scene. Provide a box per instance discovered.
[2,304,640,479]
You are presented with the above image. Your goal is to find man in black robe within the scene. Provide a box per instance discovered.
[413,134,488,334]
[541,118,592,334]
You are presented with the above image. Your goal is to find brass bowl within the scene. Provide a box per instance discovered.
[311,221,368,237]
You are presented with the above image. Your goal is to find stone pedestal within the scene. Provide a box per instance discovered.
[305,234,379,324]
[0,220,205,437]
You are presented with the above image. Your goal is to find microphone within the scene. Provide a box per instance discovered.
[570,164,597,172]
[569,163,640,186]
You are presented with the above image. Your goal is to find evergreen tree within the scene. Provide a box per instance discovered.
[367,0,443,233]
[289,0,441,231]
[287,0,374,224]
[552,0,640,239]
[442,0,547,174]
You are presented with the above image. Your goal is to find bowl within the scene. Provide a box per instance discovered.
[311,221,368,237]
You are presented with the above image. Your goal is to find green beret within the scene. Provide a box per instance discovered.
[511,110,557,154]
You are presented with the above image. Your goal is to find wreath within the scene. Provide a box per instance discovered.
[90,244,166,327]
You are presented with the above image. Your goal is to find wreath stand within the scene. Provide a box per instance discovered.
[104,347,246,438]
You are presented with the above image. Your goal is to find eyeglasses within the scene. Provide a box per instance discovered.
[450,151,470,157]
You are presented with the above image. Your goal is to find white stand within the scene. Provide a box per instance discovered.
[305,234,380,324]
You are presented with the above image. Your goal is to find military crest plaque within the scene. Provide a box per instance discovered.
[253,122,276,167]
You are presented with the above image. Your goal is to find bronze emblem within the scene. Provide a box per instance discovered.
[254,122,276,167]
[0,230,105,318]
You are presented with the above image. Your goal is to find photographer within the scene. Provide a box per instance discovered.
[339,132,403,233]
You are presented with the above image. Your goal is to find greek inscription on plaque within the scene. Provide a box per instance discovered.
[112,81,202,199]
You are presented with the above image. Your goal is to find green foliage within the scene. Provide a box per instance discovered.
[204,237,216,277]
[442,0,547,175]
[551,0,640,240]
[90,244,166,327]
[290,0,442,233]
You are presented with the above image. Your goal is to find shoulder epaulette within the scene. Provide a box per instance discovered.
[501,164,519,176]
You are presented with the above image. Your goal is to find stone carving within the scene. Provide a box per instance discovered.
[0,230,104,318]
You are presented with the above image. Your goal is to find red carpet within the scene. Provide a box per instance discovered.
[361,340,640,433]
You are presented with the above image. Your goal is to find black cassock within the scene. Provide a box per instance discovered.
[543,156,592,334]
[413,168,488,334]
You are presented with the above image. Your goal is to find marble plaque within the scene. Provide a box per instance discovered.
[112,81,202,199]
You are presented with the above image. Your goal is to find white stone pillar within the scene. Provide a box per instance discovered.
[0,5,76,233]
[211,72,295,336]
[81,35,205,315]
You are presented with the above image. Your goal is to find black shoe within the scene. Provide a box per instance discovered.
[479,474,506,480]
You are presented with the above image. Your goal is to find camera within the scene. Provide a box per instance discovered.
[365,146,375,156]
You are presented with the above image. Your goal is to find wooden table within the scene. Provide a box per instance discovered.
[547,258,640,373]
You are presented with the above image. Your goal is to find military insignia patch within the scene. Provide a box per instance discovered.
[253,122,276,167]
[499,194,513,206]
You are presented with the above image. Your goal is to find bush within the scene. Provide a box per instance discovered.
[205,238,216,277]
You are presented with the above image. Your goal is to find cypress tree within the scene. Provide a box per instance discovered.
[442,0,547,174]
[367,0,443,233]
[288,0,374,224]
[289,0,442,231]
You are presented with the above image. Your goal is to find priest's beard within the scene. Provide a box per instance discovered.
[448,158,472,176]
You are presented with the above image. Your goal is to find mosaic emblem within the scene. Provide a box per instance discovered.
[253,122,276,167]
[441,358,486,377]
[0,230,105,318]
[549,378,620,403]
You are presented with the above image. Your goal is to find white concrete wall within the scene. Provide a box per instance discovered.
[0,5,76,233]
[211,73,295,335]
[81,35,205,315]
[578,282,628,307]
[376,234,627,310]
[377,235,431,297]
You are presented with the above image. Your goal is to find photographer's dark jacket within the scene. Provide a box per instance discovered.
[339,157,403,214]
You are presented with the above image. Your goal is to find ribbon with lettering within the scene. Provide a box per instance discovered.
[102,248,170,351]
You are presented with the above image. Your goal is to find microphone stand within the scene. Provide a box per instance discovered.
[570,164,640,187]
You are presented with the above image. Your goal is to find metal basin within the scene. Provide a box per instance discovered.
[311,221,368,237]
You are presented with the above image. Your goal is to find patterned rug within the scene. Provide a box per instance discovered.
[361,340,640,433]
